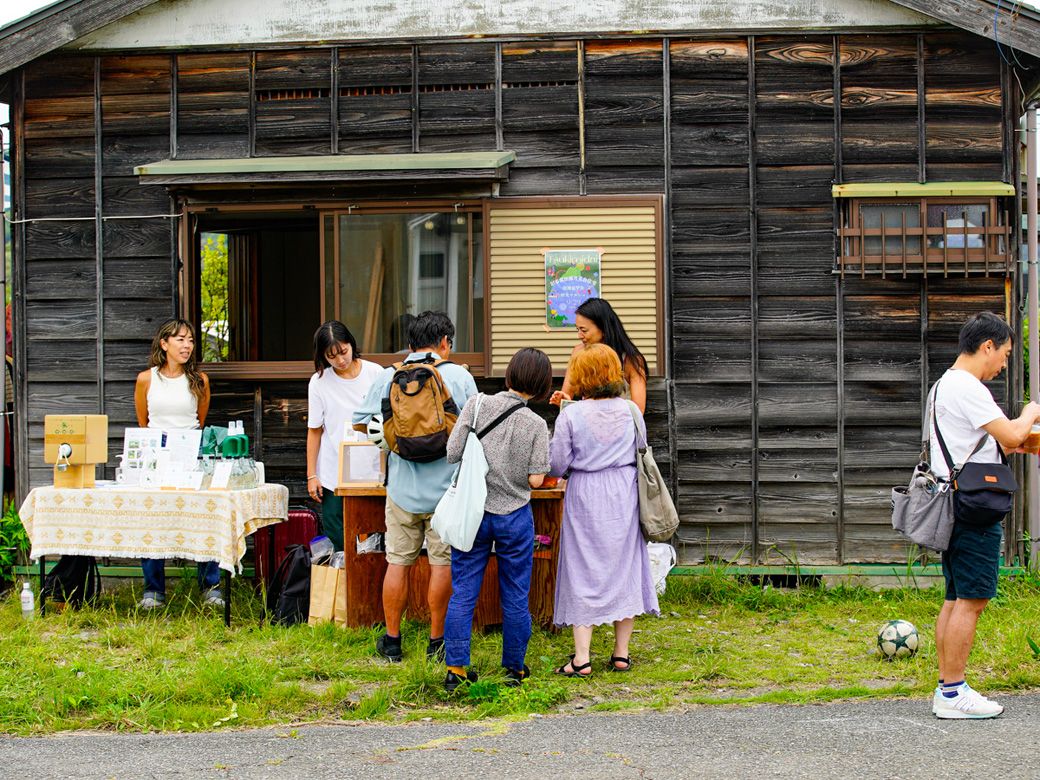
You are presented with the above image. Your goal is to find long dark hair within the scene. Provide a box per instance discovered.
[575,297,647,380]
[313,320,362,375]
[149,318,206,402]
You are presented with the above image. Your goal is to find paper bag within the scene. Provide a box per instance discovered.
[308,564,338,625]
[333,569,348,628]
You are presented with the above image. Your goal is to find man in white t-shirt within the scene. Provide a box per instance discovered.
[929,312,1040,719]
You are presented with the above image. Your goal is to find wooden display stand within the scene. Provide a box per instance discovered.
[335,484,565,630]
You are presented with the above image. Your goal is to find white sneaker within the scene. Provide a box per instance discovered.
[138,593,165,609]
[933,683,1004,719]
[202,589,225,608]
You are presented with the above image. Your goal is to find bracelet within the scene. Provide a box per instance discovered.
[307,474,318,480]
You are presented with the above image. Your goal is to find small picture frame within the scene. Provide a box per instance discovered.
[337,441,387,489]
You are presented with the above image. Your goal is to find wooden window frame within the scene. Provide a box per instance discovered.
[837,196,1012,278]
[179,199,489,380]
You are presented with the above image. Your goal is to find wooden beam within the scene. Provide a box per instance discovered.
[889,0,1040,58]
[0,0,163,77]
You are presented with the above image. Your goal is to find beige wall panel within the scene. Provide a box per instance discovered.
[488,202,661,376]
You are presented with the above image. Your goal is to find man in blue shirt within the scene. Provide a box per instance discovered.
[353,311,477,662]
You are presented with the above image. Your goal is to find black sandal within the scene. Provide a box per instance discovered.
[608,656,632,672]
[555,654,592,678]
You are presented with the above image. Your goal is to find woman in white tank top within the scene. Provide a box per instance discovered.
[133,319,217,610]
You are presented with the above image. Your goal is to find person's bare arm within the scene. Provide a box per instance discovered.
[626,362,647,414]
[196,373,211,427]
[134,370,150,427]
[983,401,1040,450]
[306,427,323,500]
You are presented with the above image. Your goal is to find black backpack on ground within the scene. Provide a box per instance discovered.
[265,544,311,626]
[42,555,101,607]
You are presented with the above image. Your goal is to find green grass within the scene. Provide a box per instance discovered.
[3,571,1040,734]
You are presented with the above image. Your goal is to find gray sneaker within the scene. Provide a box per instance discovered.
[202,588,225,608]
[138,592,165,609]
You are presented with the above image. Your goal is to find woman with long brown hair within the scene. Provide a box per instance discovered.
[133,318,217,609]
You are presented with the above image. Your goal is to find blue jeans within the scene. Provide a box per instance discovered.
[141,559,221,597]
[444,503,534,671]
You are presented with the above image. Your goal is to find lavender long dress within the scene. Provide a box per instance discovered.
[550,397,660,627]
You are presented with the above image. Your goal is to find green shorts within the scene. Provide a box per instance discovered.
[942,521,1002,601]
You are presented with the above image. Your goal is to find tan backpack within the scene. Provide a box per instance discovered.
[380,356,460,463]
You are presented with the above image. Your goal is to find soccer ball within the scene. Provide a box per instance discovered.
[366,414,388,451]
[877,619,919,660]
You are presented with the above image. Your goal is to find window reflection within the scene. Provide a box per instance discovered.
[329,211,484,354]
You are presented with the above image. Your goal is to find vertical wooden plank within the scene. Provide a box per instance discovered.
[94,56,105,414]
[662,39,677,501]
[248,51,256,157]
[411,45,420,152]
[331,47,339,155]
[833,35,845,564]
[494,43,503,152]
[748,34,760,562]
[170,54,178,160]
[577,41,586,196]
[917,34,925,183]
[13,69,29,501]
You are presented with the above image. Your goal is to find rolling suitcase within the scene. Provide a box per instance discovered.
[254,507,319,586]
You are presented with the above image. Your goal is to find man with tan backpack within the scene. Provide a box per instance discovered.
[353,311,477,662]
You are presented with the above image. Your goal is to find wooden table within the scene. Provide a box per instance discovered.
[335,484,565,630]
[19,483,289,625]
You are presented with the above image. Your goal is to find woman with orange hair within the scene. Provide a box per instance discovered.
[549,343,659,677]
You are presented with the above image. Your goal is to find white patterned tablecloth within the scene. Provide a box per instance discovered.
[19,484,289,574]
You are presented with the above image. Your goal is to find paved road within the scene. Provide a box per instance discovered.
[2,693,1038,779]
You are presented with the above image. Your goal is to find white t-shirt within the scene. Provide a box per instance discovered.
[929,368,1005,479]
[308,360,383,489]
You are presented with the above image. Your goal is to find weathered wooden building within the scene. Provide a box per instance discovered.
[2,0,1040,566]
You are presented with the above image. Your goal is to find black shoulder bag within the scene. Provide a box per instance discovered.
[933,393,1018,527]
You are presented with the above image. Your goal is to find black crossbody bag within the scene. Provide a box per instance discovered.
[933,391,1018,526]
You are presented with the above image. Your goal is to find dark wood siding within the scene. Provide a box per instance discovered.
[10,29,1021,566]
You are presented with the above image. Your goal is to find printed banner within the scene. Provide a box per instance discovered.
[545,249,601,329]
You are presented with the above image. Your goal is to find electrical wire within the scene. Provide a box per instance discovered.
[2,213,181,225]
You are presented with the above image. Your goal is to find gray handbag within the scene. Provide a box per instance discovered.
[890,382,957,552]
[626,401,680,542]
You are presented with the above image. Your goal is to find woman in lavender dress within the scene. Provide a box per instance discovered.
[550,344,659,677]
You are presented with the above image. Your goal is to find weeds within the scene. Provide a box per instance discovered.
[3,572,1040,734]
[0,502,29,585]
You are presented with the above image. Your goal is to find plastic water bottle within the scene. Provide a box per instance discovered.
[20,582,35,620]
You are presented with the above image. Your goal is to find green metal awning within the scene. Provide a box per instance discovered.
[832,181,1016,198]
[135,151,516,185]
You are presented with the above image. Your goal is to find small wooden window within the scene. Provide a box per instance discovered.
[837,197,1011,277]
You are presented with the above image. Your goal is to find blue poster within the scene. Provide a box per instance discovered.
[545,249,601,329]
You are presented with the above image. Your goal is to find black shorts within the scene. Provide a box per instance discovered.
[942,521,1002,601]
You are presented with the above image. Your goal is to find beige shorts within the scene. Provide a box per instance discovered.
[384,496,451,566]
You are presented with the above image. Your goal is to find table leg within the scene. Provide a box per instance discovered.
[224,569,231,627]
[267,525,277,589]
[38,555,46,617]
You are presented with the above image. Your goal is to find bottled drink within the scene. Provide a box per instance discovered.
[20,582,35,620]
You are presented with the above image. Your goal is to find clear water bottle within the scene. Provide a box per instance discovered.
[20,582,35,620]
